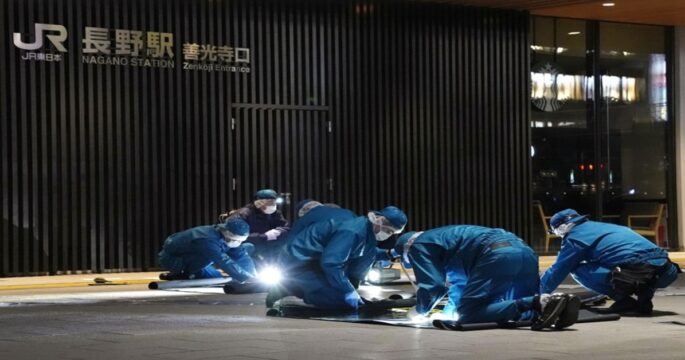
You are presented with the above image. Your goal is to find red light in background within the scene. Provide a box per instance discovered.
[589,164,594,171]
[600,164,605,169]
[579,164,585,171]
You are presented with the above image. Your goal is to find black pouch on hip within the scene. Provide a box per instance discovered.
[611,263,659,295]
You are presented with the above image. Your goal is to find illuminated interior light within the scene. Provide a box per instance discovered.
[602,2,615,7]
[568,31,581,35]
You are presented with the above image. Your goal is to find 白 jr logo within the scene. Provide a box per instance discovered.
[13,23,67,52]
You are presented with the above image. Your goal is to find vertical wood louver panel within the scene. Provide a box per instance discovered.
[0,0,530,276]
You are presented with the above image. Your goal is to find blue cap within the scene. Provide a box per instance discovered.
[550,209,588,229]
[219,218,250,236]
[374,206,408,230]
[254,189,278,200]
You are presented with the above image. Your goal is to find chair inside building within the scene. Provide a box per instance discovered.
[533,201,560,253]
[627,203,666,246]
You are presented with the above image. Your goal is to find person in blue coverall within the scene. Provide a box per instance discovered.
[223,189,290,266]
[541,209,680,314]
[266,206,408,309]
[286,199,357,238]
[394,226,579,330]
[158,218,257,282]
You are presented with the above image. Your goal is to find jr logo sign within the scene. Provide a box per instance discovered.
[13,23,68,51]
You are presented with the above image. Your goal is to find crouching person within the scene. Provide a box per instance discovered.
[396,226,580,330]
[158,218,257,283]
[267,206,408,310]
[542,209,680,315]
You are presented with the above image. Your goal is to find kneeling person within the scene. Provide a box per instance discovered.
[268,206,407,309]
[541,209,680,314]
[158,218,257,282]
[396,226,579,330]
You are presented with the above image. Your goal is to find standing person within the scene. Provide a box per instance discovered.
[267,206,408,309]
[158,218,256,282]
[222,189,290,266]
[541,209,680,314]
[394,226,579,330]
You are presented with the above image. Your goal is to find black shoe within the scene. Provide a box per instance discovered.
[637,299,653,315]
[553,294,580,330]
[266,285,290,308]
[636,288,655,315]
[531,293,568,331]
[159,272,187,281]
[608,297,639,314]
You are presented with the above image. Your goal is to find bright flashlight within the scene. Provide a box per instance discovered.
[366,269,381,283]
[258,266,282,285]
[276,197,284,205]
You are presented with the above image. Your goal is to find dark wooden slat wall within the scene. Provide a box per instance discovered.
[0,0,531,276]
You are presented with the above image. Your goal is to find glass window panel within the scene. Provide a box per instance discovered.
[530,18,672,252]
[599,22,670,247]
[530,17,593,253]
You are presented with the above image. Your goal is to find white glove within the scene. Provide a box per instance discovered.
[264,229,283,241]
[406,306,428,323]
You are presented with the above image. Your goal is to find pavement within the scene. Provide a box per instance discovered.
[0,278,685,360]
[1,264,684,360]
[1,252,683,291]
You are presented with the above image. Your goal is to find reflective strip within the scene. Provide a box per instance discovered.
[402,231,424,265]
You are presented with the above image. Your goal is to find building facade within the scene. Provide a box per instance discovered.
[0,0,679,276]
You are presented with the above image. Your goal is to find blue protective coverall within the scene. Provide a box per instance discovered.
[288,206,356,238]
[158,225,257,282]
[405,226,539,324]
[279,216,377,309]
[540,220,678,300]
[228,204,290,264]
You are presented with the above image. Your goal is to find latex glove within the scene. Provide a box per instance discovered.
[344,291,364,309]
[264,229,282,241]
[406,306,428,322]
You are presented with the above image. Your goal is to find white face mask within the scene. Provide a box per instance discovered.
[368,212,396,242]
[262,205,277,215]
[375,230,393,242]
[552,222,575,237]
[227,240,243,248]
[218,227,247,247]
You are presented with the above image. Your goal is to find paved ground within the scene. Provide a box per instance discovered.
[1,275,684,360]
